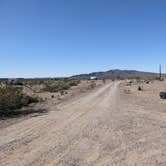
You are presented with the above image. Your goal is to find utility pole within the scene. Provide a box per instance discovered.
[159,64,162,80]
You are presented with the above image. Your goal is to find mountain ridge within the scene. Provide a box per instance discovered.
[72,69,160,78]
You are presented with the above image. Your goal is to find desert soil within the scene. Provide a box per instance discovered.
[0,80,166,166]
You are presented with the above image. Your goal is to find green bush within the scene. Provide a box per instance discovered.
[43,79,80,93]
[0,86,38,112]
[23,79,45,86]
[44,81,70,92]
[68,80,80,86]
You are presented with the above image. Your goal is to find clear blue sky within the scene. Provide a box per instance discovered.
[0,0,166,77]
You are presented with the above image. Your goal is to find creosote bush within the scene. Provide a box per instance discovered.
[68,79,80,86]
[44,81,70,92]
[0,86,39,114]
[138,86,143,91]
[43,79,80,93]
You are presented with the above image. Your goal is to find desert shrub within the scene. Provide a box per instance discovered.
[23,79,45,86]
[159,78,164,81]
[155,77,164,81]
[124,89,131,94]
[44,81,70,93]
[0,80,5,85]
[21,95,39,106]
[43,79,80,93]
[0,86,38,113]
[90,81,96,89]
[60,90,64,96]
[0,109,46,119]
[160,92,166,99]
[138,86,143,91]
[68,79,80,86]
[145,80,150,84]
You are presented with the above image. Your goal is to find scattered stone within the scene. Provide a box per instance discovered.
[145,81,150,84]
[138,86,143,91]
[159,92,166,99]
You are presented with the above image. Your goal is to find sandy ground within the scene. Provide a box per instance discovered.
[0,80,102,129]
[0,80,166,166]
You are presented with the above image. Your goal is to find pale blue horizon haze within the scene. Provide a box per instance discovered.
[0,0,166,78]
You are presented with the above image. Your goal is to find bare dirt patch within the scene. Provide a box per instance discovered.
[0,80,103,129]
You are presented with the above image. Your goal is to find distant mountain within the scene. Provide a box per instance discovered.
[72,69,160,79]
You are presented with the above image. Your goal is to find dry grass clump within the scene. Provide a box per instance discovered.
[90,81,97,89]
[124,89,131,94]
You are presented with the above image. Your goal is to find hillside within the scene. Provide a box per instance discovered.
[72,69,160,79]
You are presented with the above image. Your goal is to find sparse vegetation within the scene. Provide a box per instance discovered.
[43,79,80,93]
[153,77,164,81]
[43,81,70,92]
[102,78,106,84]
[145,80,150,84]
[124,89,131,94]
[90,81,96,89]
[159,92,166,99]
[138,86,143,91]
[0,78,81,118]
[0,86,39,117]
[23,79,45,86]
[67,79,80,86]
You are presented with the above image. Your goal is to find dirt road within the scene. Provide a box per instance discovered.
[0,81,166,166]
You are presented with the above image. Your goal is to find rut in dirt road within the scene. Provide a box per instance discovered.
[1,81,166,166]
